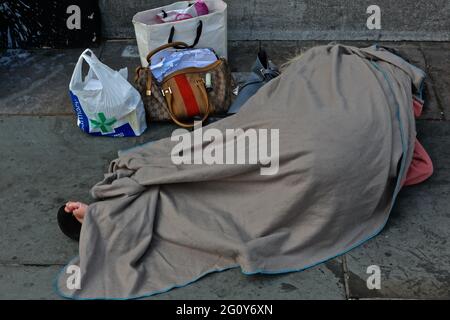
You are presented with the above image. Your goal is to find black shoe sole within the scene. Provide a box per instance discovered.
[57,205,81,241]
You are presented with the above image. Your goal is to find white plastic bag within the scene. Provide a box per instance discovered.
[69,49,147,137]
[133,0,227,67]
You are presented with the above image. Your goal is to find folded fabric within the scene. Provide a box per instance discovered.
[150,48,218,82]
[404,139,434,186]
[403,98,433,186]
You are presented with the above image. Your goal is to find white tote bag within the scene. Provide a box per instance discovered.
[133,0,227,67]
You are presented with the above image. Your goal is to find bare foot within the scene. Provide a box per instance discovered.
[65,201,88,224]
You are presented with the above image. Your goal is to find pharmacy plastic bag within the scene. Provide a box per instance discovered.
[69,49,147,137]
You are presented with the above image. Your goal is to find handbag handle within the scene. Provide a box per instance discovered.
[164,80,211,128]
[168,20,203,49]
[137,42,189,95]
[146,41,190,65]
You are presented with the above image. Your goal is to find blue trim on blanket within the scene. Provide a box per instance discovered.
[369,44,426,101]
[54,60,410,300]
[54,261,241,300]
[417,77,425,101]
[369,61,408,194]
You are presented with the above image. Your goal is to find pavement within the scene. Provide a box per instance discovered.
[0,40,449,300]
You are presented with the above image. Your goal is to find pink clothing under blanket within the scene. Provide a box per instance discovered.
[403,98,433,186]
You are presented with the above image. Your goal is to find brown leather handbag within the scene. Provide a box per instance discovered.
[135,42,234,128]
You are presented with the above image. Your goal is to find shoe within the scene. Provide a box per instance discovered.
[57,205,81,241]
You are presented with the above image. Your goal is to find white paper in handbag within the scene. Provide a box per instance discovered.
[150,48,218,82]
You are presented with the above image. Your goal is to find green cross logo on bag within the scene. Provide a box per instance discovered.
[90,113,117,134]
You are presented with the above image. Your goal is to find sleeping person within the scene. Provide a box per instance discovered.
[57,44,432,300]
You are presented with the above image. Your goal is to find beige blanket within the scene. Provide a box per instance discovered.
[57,44,425,299]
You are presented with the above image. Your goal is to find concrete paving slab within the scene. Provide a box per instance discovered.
[0,116,176,265]
[0,47,102,116]
[421,44,450,120]
[420,79,444,120]
[99,40,141,83]
[0,265,62,300]
[0,259,345,300]
[345,121,450,299]
[150,259,346,300]
[228,41,260,72]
